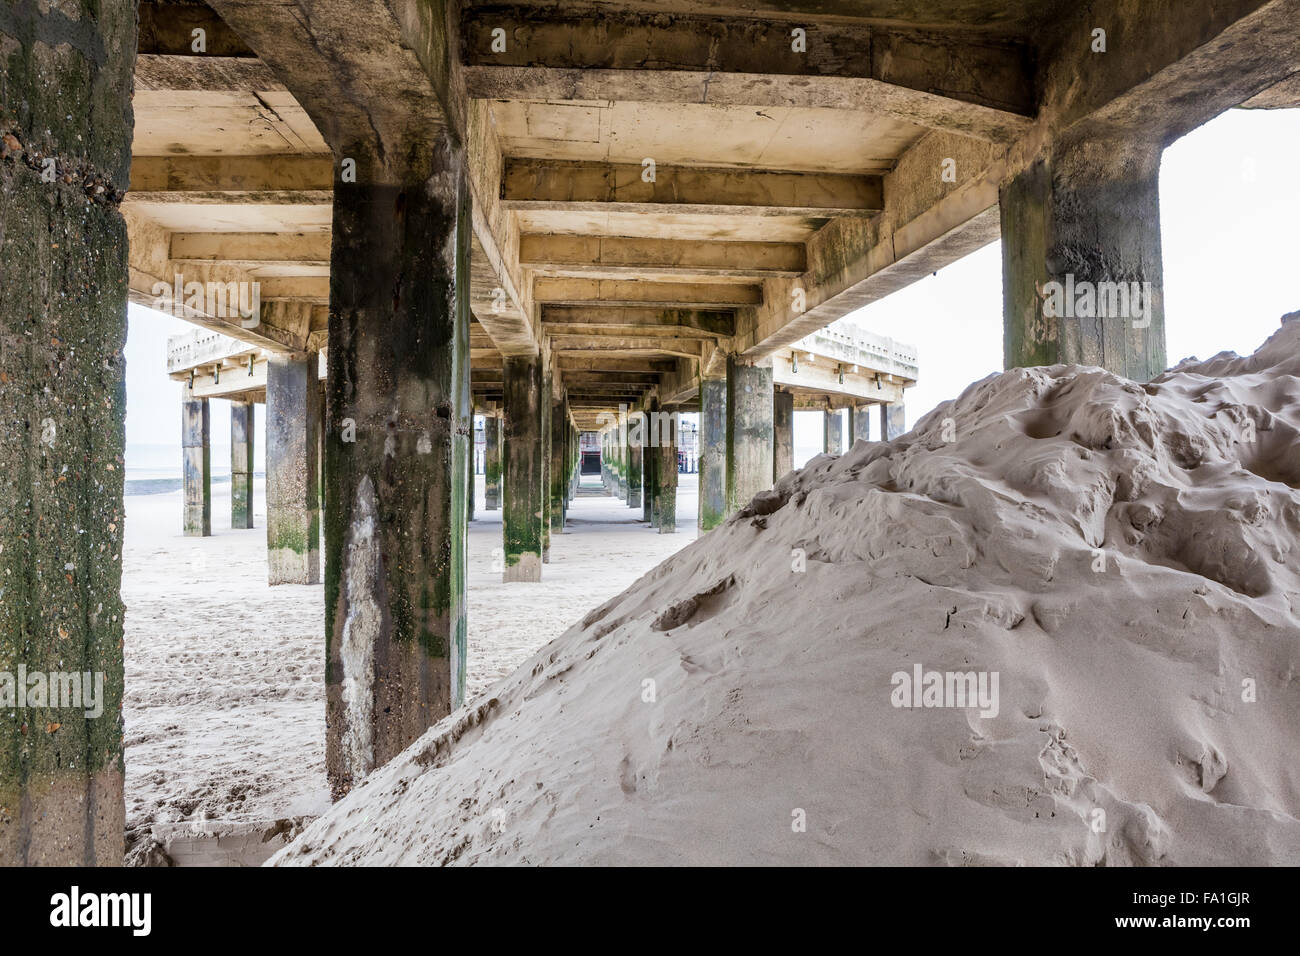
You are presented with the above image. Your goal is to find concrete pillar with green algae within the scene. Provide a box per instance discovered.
[323,137,471,799]
[231,400,255,529]
[0,0,134,864]
[182,386,212,537]
[267,352,321,585]
[772,388,794,481]
[502,354,544,583]
[699,378,727,530]
[725,357,774,515]
[1000,136,1166,382]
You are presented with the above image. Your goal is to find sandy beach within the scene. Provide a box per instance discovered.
[121,471,698,855]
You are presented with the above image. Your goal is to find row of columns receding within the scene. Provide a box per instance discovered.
[4,27,1174,855]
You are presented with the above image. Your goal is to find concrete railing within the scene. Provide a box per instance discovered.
[166,328,259,375]
[791,326,919,383]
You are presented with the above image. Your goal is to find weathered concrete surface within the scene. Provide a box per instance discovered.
[850,404,871,443]
[503,354,544,582]
[773,388,794,480]
[231,399,254,529]
[468,426,476,522]
[1000,137,1166,381]
[550,398,567,532]
[484,414,501,509]
[656,416,679,534]
[725,358,774,515]
[644,400,659,524]
[541,367,553,561]
[324,137,471,799]
[881,403,907,441]
[699,379,727,530]
[0,0,134,865]
[182,387,212,537]
[266,353,320,585]
[627,437,642,509]
[823,408,844,455]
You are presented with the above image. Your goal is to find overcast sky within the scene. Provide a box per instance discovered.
[125,107,1300,475]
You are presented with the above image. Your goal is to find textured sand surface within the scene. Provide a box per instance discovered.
[274,322,1300,866]
[122,474,697,852]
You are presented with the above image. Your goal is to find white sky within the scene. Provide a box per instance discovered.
[125,107,1300,475]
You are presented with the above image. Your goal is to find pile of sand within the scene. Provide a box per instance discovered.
[274,319,1300,865]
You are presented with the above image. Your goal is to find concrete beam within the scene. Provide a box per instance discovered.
[520,235,806,278]
[503,160,883,217]
[128,155,333,203]
[205,0,459,174]
[138,0,257,57]
[170,231,330,267]
[535,279,760,311]
[462,5,1034,142]
[558,356,678,373]
[735,131,1004,358]
[542,305,736,336]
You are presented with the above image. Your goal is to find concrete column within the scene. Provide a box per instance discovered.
[485,415,501,509]
[656,414,679,534]
[324,139,470,798]
[851,404,871,444]
[550,398,566,535]
[541,374,552,563]
[644,401,659,524]
[231,400,255,529]
[772,388,794,481]
[1000,136,1166,381]
[266,353,321,585]
[698,379,727,530]
[880,403,906,441]
[0,0,132,864]
[823,408,844,455]
[503,354,544,582]
[617,428,629,501]
[467,416,476,522]
[725,357,774,515]
[182,387,212,537]
[627,437,643,509]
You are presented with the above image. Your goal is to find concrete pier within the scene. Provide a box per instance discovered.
[323,138,471,798]
[725,358,774,515]
[503,355,544,583]
[773,389,794,481]
[266,353,320,586]
[644,401,660,525]
[823,408,844,456]
[699,379,727,530]
[541,371,553,563]
[1001,138,1166,381]
[12,0,1288,859]
[627,438,643,510]
[0,0,132,865]
[550,398,567,534]
[467,420,476,522]
[231,400,255,529]
[485,416,501,510]
[182,387,212,537]
[881,404,906,441]
[850,405,871,444]
[655,414,678,534]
